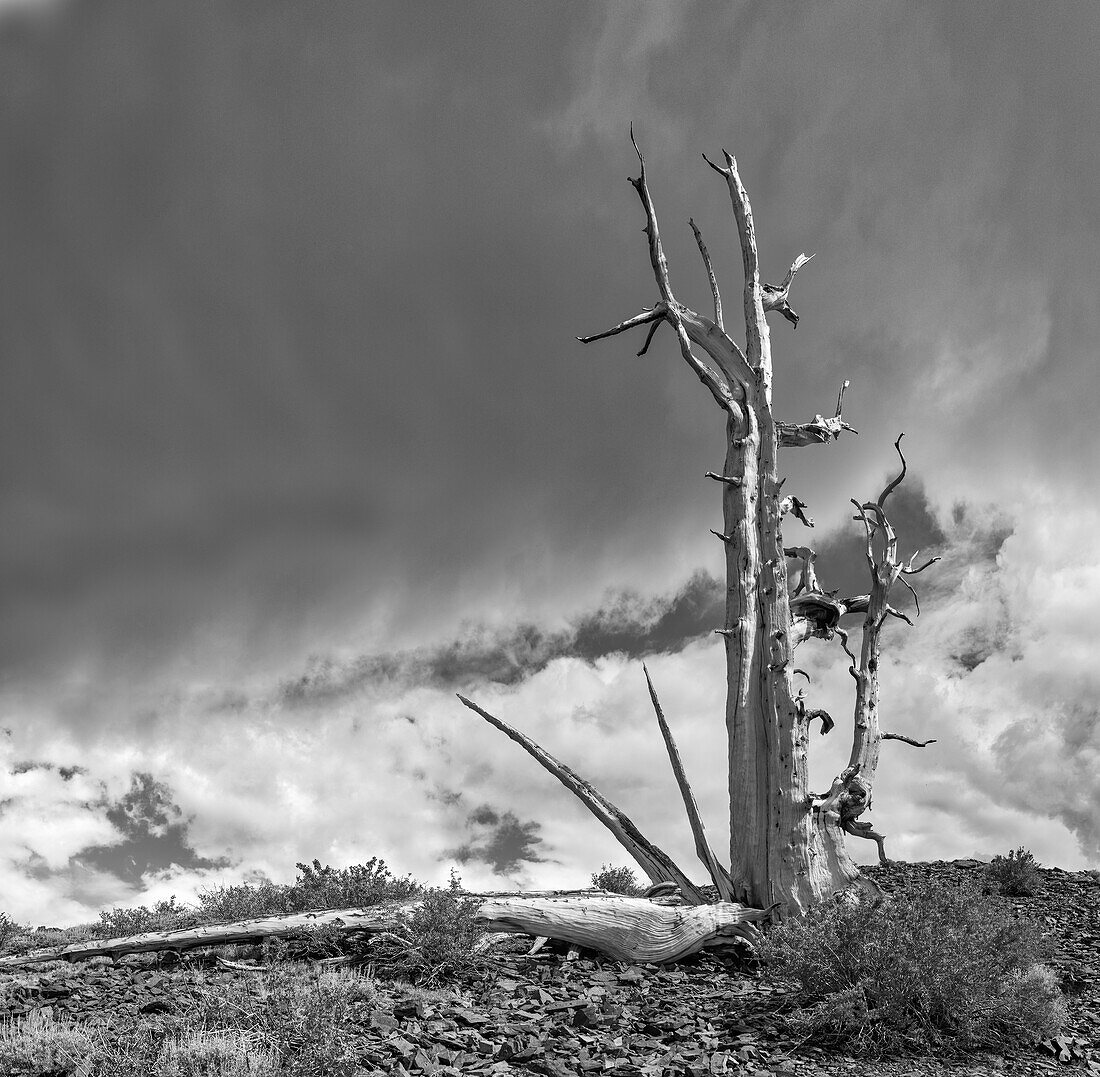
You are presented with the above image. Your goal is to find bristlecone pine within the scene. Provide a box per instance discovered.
[454,130,940,946]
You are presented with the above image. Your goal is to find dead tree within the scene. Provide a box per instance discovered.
[457,133,938,930]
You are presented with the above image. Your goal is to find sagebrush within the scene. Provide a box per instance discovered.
[0,967,374,1076]
[364,871,487,986]
[759,876,1065,1056]
[987,846,1041,897]
[590,865,642,895]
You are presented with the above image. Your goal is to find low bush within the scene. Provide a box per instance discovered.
[291,856,420,909]
[177,965,371,1077]
[96,895,203,938]
[197,857,420,923]
[590,864,642,895]
[987,846,1042,897]
[0,912,18,955]
[759,876,1065,1057]
[195,878,301,921]
[0,1008,97,1076]
[366,871,487,986]
[155,1029,281,1077]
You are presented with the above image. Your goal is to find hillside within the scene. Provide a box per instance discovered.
[1,859,1097,1076]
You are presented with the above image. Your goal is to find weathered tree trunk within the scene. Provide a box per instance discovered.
[612,142,862,913]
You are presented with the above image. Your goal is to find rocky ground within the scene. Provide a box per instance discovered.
[1,860,1098,1076]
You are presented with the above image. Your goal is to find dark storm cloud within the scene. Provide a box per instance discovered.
[277,570,724,706]
[0,1,621,678]
[73,772,230,887]
[446,804,546,875]
[2,0,1097,699]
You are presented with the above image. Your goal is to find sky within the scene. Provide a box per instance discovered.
[1,1,1099,926]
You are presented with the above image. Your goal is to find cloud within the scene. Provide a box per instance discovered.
[73,771,231,887]
[276,570,725,708]
[446,804,547,876]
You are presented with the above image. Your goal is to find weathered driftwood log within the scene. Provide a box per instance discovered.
[0,891,776,968]
[477,894,775,963]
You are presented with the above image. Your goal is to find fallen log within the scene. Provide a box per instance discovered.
[0,890,775,968]
[477,894,776,963]
[0,905,403,968]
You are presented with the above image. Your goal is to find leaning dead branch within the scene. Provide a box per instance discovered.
[458,695,706,903]
[644,666,735,901]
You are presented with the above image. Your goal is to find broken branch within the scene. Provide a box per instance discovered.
[778,380,856,447]
[812,764,862,819]
[762,252,814,328]
[577,307,666,346]
[881,733,937,747]
[877,434,907,507]
[477,894,776,962]
[803,708,835,736]
[705,471,742,486]
[780,495,814,527]
[689,217,723,330]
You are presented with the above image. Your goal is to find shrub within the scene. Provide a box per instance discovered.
[590,864,642,895]
[367,871,487,986]
[196,878,300,921]
[0,912,17,954]
[759,876,1065,1056]
[197,858,421,922]
[179,965,371,1077]
[156,1030,281,1077]
[987,846,1041,897]
[291,856,420,909]
[0,1008,97,1076]
[96,895,202,938]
